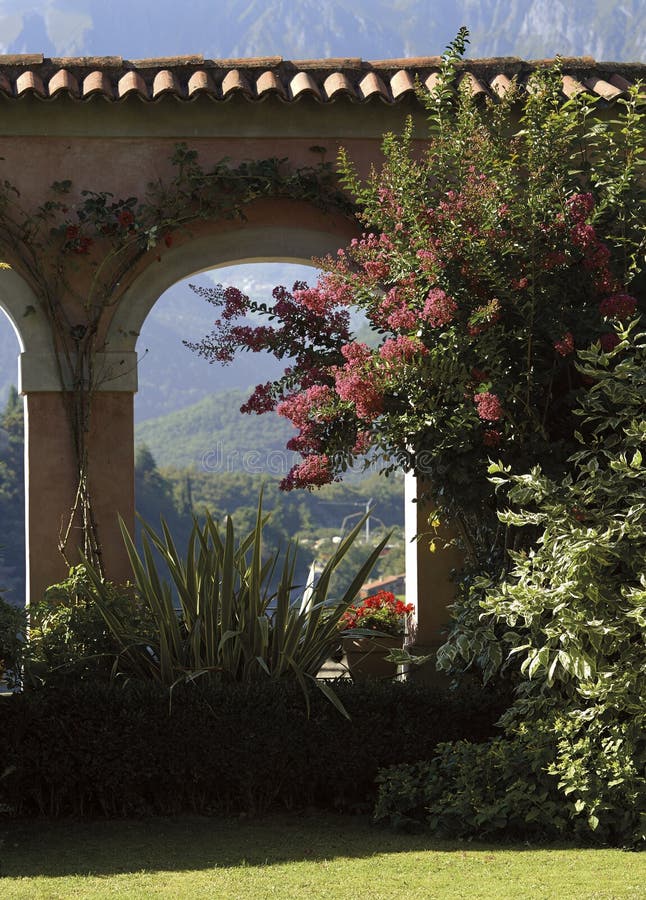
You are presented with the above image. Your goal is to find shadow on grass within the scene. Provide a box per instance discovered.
[0,814,582,878]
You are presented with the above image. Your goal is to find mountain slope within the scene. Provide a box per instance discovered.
[134,388,296,472]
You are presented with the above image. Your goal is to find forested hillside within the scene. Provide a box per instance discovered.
[136,447,405,599]
[0,388,405,606]
[0,388,25,605]
[134,389,295,472]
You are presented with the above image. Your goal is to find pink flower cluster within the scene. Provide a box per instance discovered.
[599,333,620,352]
[416,246,443,274]
[334,370,384,421]
[240,382,277,415]
[204,322,276,363]
[280,454,334,491]
[363,259,390,281]
[381,288,418,332]
[474,392,504,422]
[564,192,620,296]
[293,274,354,315]
[220,286,248,320]
[345,232,395,287]
[599,293,637,321]
[554,332,575,357]
[379,335,427,364]
[277,385,334,428]
[566,192,595,220]
[422,288,458,328]
[340,342,372,366]
[275,384,337,457]
[334,342,384,421]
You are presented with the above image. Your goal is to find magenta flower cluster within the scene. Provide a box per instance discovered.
[474,392,504,422]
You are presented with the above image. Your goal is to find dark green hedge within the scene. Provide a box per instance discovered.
[0,680,508,818]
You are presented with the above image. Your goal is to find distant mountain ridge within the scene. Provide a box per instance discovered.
[0,0,643,62]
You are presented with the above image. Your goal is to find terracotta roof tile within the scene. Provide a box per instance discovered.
[424,71,442,94]
[390,69,416,99]
[48,68,80,98]
[187,69,217,97]
[15,70,46,97]
[289,70,322,101]
[358,71,389,101]
[0,55,641,107]
[490,73,514,96]
[221,68,253,99]
[152,69,182,99]
[609,73,632,92]
[459,71,487,97]
[583,75,623,101]
[562,74,587,97]
[256,69,286,99]
[322,71,355,101]
[82,70,114,98]
[117,70,148,99]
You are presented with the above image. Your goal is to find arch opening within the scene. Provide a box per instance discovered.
[0,306,25,607]
[131,255,406,608]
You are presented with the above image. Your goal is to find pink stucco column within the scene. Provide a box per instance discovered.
[405,474,463,676]
[25,391,135,603]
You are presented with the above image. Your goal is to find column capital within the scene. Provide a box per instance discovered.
[19,350,138,393]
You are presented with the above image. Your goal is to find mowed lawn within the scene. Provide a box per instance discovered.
[1,814,644,899]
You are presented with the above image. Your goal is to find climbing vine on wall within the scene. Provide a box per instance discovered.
[0,146,352,574]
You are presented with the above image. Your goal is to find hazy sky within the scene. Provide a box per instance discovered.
[0,0,643,61]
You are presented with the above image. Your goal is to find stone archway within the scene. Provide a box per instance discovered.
[106,205,455,653]
[0,54,637,655]
[17,201,357,601]
[106,207,356,358]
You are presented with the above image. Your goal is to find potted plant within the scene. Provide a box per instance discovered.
[339,591,414,680]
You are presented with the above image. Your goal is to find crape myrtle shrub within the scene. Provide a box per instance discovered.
[187,29,644,583]
[0,679,507,818]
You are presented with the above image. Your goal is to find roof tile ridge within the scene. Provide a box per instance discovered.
[289,57,363,69]
[529,56,597,67]
[203,56,283,68]
[128,55,204,67]
[49,56,123,67]
[370,56,443,68]
[0,53,44,65]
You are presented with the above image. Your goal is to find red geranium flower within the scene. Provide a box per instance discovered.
[117,209,135,228]
[339,590,414,636]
